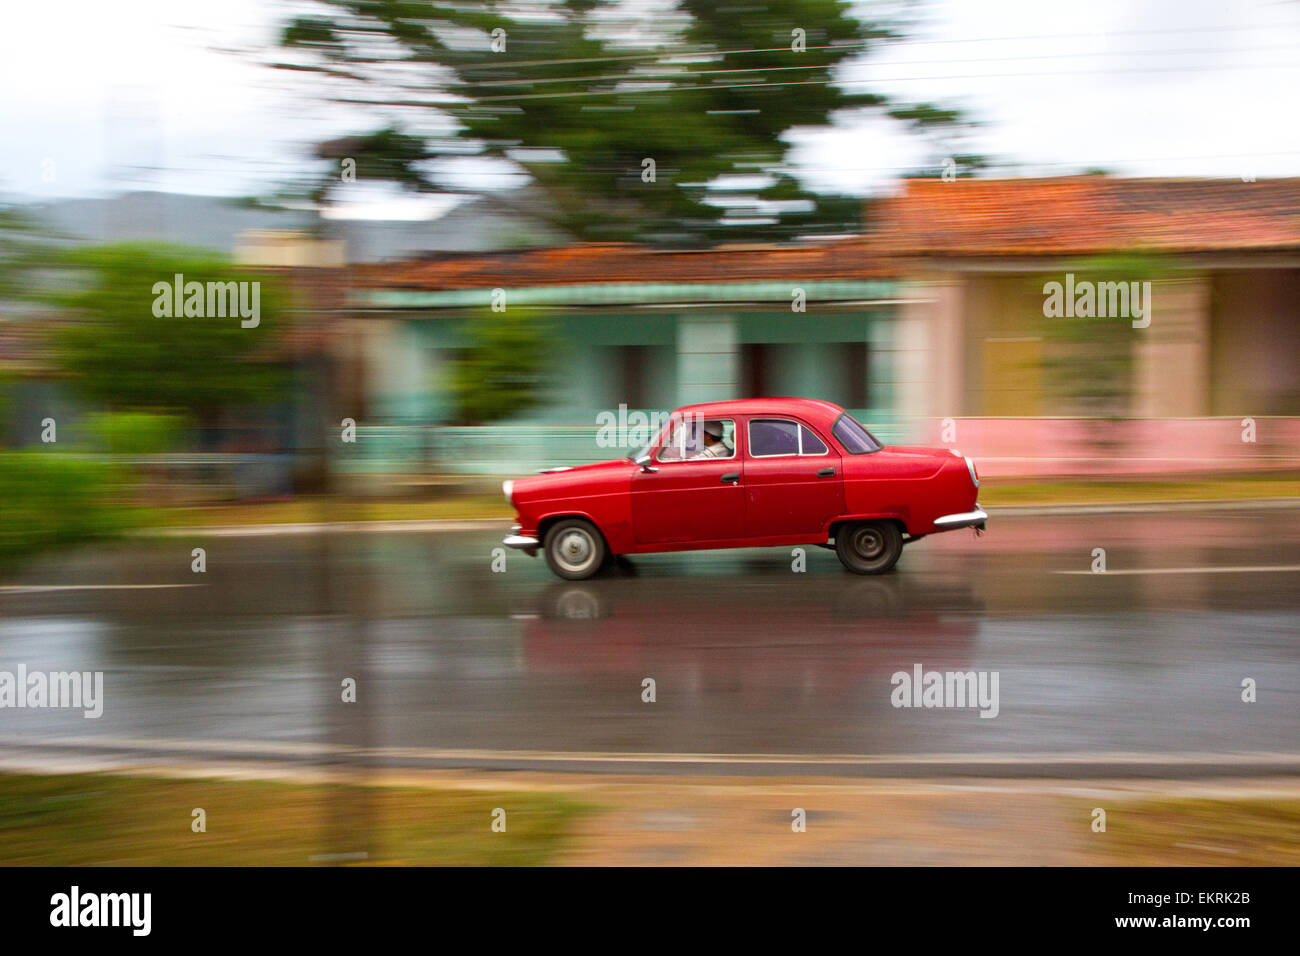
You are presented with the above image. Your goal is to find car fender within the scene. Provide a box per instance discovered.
[532,504,634,554]
[824,511,912,538]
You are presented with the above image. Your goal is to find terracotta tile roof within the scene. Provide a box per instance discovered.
[352,176,1300,291]
[355,238,893,290]
[869,176,1300,255]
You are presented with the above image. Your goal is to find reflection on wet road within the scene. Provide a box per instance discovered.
[1,508,1298,773]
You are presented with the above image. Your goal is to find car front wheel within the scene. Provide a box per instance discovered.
[834,520,903,575]
[543,518,607,580]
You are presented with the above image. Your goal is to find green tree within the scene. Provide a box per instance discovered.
[1038,253,1170,418]
[38,244,287,427]
[449,310,551,424]
[0,204,43,301]
[275,0,978,244]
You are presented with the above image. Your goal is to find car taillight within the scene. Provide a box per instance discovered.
[964,456,979,489]
[502,479,514,505]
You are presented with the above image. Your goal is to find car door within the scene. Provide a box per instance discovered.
[742,417,844,539]
[631,416,744,545]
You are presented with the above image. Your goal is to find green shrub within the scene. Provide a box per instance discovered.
[0,452,130,567]
[77,411,188,455]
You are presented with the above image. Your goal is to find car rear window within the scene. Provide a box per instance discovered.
[748,419,830,456]
[832,413,882,454]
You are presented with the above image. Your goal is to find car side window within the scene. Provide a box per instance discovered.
[656,417,735,462]
[748,418,829,457]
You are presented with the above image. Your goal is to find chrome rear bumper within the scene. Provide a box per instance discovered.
[933,507,988,531]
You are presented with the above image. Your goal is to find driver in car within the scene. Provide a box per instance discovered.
[691,420,732,459]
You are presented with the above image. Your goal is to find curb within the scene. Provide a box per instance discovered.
[5,737,1300,781]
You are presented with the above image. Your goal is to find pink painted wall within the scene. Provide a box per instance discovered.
[914,418,1300,478]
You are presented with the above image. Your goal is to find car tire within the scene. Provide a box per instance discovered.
[834,520,903,575]
[543,518,607,581]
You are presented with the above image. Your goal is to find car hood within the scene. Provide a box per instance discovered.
[510,458,635,501]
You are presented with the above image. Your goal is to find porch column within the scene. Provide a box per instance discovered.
[895,275,965,425]
[676,313,738,405]
[1134,276,1211,417]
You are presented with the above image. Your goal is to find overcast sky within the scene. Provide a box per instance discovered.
[3,0,1298,217]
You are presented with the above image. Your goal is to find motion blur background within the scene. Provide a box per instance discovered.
[0,0,1298,867]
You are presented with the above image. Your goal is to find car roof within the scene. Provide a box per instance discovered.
[673,397,847,427]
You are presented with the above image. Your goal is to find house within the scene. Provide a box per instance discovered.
[867,176,1300,475]
[344,240,910,474]
[341,176,1300,477]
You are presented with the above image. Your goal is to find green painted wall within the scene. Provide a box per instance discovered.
[381,307,899,421]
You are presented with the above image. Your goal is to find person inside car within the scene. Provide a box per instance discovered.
[691,420,732,459]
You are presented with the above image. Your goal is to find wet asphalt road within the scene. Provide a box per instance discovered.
[1,506,1298,776]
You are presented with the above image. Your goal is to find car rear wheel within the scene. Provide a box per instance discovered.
[543,519,607,580]
[834,520,903,575]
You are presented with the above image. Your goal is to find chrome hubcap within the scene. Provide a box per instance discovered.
[555,530,595,572]
[853,528,884,560]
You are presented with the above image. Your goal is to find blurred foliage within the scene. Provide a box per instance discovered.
[35,244,288,425]
[1037,253,1172,418]
[0,452,130,567]
[77,411,189,456]
[449,309,551,424]
[0,204,47,301]
[275,0,980,244]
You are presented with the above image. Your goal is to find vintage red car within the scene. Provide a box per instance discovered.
[502,398,985,579]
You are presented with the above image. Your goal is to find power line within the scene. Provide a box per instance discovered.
[364,20,1300,73]
[475,60,1300,102]
[347,59,1300,104]
[333,52,1300,109]
[449,40,875,72]
[457,43,1300,89]
[368,149,1300,180]
[792,149,1300,173]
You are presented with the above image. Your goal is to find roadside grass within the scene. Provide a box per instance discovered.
[1097,797,1300,865]
[139,475,1300,528]
[144,495,511,527]
[0,772,590,866]
[3,771,1297,865]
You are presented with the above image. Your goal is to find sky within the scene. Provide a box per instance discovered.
[2,0,1299,217]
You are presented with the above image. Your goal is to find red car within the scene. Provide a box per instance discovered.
[503,398,985,580]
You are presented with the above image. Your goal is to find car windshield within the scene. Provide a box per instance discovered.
[832,412,883,454]
[631,416,674,463]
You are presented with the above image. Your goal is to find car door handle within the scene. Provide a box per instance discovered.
[816,467,836,478]
[720,472,740,484]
